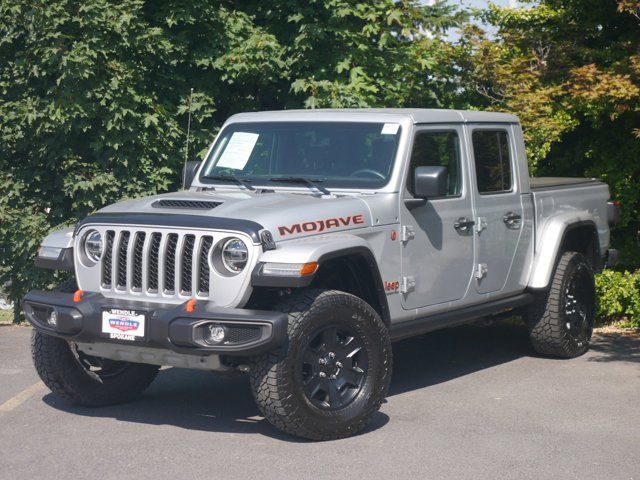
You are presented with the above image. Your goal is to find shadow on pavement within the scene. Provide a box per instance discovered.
[390,322,531,396]
[43,364,389,441]
[44,321,632,440]
[588,332,640,363]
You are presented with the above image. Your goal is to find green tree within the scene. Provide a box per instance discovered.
[0,0,464,321]
[249,0,466,108]
[452,0,640,267]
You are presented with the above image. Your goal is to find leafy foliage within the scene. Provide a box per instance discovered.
[0,0,463,319]
[596,270,640,327]
[453,0,640,266]
[1,0,638,324]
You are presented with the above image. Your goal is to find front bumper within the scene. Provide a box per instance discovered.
[23,290,288,357]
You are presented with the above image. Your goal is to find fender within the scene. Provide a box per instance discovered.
[528,212,599,289]
[251,233,390,323]
[34,227,75,271]
[255,233,372,266]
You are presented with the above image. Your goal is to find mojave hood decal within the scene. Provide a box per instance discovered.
[278,215,366,236]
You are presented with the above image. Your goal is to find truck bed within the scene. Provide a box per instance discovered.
[530,177,610,259]
[530,177,600,190]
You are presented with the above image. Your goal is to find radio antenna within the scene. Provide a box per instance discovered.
[184,87,194,168]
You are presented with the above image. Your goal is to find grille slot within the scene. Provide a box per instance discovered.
[152,199,221,210]
[131,232,146,290]
[164,233,179,294]
[147,233,161,292]
[102,231,115,288]
[97,229,225,299]
[198,236,213,295]
[180,235,195,294]
[116,232,130,289]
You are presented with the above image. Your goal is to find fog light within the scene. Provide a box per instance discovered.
[48,310,58,327]
[204,324,226,344]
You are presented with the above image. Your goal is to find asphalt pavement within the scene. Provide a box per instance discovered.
[1,323,638,479]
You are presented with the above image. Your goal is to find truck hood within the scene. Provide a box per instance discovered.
[97,190,373,241]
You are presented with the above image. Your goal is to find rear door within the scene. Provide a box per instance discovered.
[469,126,524,294]
[400,125,476,309]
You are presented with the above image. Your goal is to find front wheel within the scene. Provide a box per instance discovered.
[249,290,392,440]
[526,251,596,358]
[32,331,160,406]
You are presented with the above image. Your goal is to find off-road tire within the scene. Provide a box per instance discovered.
[249,289,392,441]
[31,281,160,406]
[526,251,596,358]
[32,332,160,406]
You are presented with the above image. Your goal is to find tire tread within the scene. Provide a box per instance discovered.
[527,251,594,358]
[249,289,392,440]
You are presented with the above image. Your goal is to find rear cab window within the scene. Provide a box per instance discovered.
[471,130,512,194]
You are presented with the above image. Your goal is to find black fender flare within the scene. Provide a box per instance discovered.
[251,246,391,326]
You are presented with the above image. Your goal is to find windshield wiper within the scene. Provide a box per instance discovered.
[203,174,256,191]
[268,177,331,195]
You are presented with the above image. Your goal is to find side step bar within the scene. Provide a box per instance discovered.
[389,293,533,342]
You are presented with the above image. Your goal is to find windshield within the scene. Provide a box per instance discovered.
[199,122,401,190]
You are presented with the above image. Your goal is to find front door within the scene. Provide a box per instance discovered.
[469,126,524,294]
[400,125,476,310]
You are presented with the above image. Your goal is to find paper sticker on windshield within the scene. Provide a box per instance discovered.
[216,132,259,170]
[381,123,400,135]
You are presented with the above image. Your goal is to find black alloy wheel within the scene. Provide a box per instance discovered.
[249,289,392,440]
[527,251,596,358]
[300,325,368,410]
[563,263,595,341]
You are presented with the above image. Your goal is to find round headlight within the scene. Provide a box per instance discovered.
[83,230,103,263]
[221,238,248,273]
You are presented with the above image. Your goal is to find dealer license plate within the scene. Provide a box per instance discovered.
[101,308,146,342]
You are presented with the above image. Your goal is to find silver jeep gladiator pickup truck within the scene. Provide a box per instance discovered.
[24,109,619,440]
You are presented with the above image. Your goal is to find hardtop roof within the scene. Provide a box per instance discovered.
[227,108,519,124]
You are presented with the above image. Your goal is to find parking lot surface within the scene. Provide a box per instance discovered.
[1,323,638,479]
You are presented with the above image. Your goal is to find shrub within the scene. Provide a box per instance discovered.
[595,270,640,328]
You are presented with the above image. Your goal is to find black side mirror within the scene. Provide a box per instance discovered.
[183,161,201,189]
[414,166,448,199]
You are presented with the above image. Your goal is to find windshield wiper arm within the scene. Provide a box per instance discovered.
[268,177,331,195]
[203,174,256,191]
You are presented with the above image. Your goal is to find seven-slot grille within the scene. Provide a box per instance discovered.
[101,229,215,297]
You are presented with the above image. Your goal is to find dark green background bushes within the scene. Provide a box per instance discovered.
[1,0,638,325]
[596,271,640,327]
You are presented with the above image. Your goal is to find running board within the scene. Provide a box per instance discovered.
[389,293,533,342]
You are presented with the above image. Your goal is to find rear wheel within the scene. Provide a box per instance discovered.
[249,289,392,440]
[526,251,596,358]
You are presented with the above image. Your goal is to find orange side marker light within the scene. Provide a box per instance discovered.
[73,290,85,303]
[186,299,197,313]
[300,262,319,277]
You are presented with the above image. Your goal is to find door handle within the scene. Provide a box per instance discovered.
[454,217,475,233]
[503,212,522,229]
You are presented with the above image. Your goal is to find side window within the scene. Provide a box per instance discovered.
[408,130,461,197]
[472,130,512,194]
